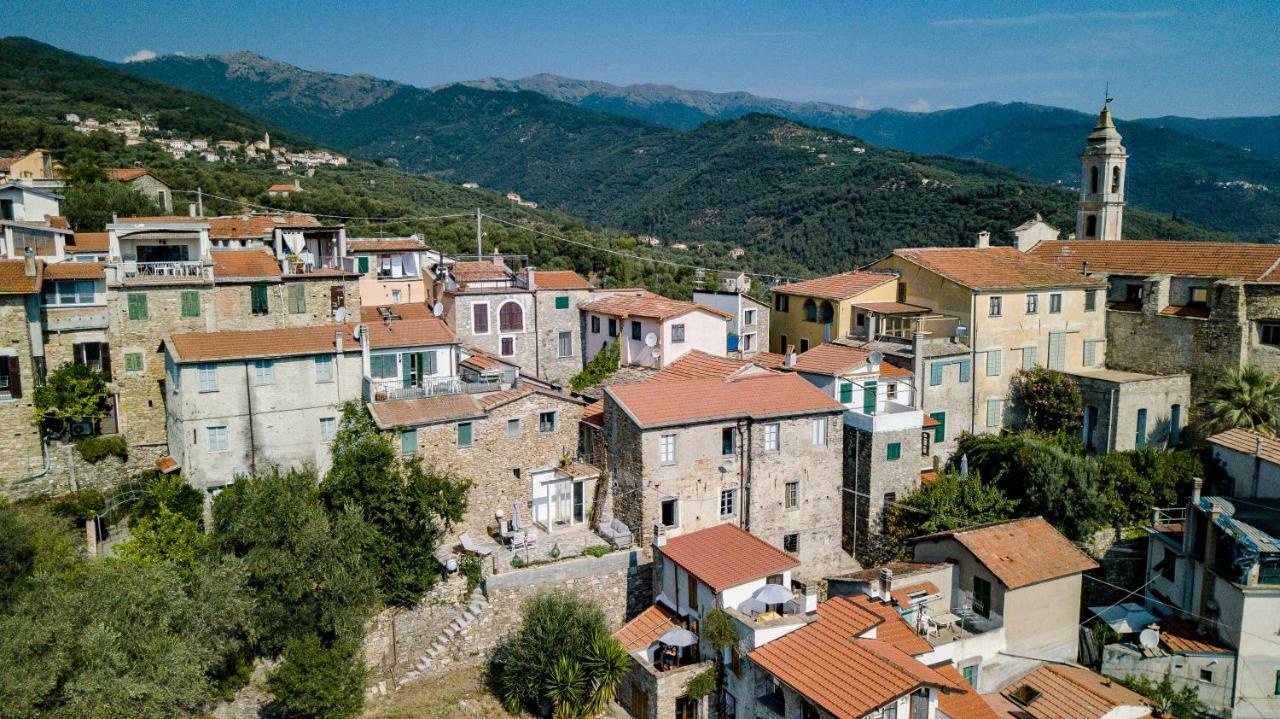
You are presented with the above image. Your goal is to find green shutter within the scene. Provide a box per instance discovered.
[125,352,143,372]
[986,349,1001,376]
[554,295,569,310]
[180,291,200,318]
[958,359,971,382]
[1136,408,1147,448]
[401,429,417,455]
[357,256,369,274]
[288,284,307,314]
[930,412,946,443]
[251,285,269,314]
[886,442,901,461]
[424,351,437,376]
[862,381,877,415]
[401,352,413,388]
[127,293,148,320]
[839,381,853,403]
[930,363,943,386]
[457,422,473,447]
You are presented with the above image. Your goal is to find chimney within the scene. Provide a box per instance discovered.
[335,330,344,354]
[912,323,927,410]
[1192,477,1203,506]
[878,567,893,603]
[652,524,666,548]
[526,268,537,291]
[188,203,197,217]
[784,344,797,367]
[491,246,503,267]
[976,231,991,249]
[802,585,818,613]
[23,247,36,278]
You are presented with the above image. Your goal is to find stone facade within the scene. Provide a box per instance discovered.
[917,348,975,464]
[445,289,540,377]
[532,285,592,385]
[1069,369,1191,452]
[405,390,589,538]
[0,294,45,485]
[845,424,926,558]
[3,439,169,501]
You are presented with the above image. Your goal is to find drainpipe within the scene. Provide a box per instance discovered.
[739,418,753,532]
[243,362,257,474]
[912,322,926,411]
[1106,387,1117,452]
[969,291,978,433]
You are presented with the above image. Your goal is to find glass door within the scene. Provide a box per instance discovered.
[572,481,584,523]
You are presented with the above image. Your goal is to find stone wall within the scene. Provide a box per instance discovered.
[445,289,540,376]
[533,286,591,385]
[0,294,43,484]
[845,424,924,559]
[1073,372,1191,452]
[1,438,168,500]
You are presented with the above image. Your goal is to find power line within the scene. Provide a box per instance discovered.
[169,189,475,222]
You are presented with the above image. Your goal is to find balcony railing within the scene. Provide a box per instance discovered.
[123,260,206,278]
[364,375,501,402]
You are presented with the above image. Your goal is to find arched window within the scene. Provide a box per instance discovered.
[1111,166,1122,194]
[819,301,834,324]
[803,298,817,322]
[498,301,524,332]
[1090,166,1100,194]
[1086,214,1098,238]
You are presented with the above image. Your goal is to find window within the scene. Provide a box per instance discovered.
[987,398,1004,428]
[922,431,932,456]
[198,364,218,392]
[590,315,600,334]
[44,280,95,306]
[988,296,1002,317]
[774,294,789,312]
[320,416,337,441]
[286,284,306,314]
[1049,293,1063,314]
[630,320,642,341]
[840,380,854,403]
[1048,332,1066,370]
[307,355,333,384]
[779,334,788,352]
[73,342,107,375]
[1083,340,1100,367]
[1025,294,1038,314]
[1136,408,1148,448]
[252,359,274,385]
[179,289,201,318]
[785,480,799,509]
[1090,166,1100,194]
[722,427,735,456]
[127,292,148,320]
[554,295,569,310]
[1170,404,1182,445]
[661,498,678,527]
[883,702,898,719]
[124,351,144,373]
[930,363,943,386]
[370,354,397,378]
[799,338,809,353]
[1112,166,1122,194]
[457,421,473,448]
[671,324,686,343]
[472,302,490,334]
[390,289,402,303]
[207,425,228,452]
[1190,287,1209,306]
[557,331,573,358]
[675,696,698,719]
[500,336,515,356]
[744,308,756,326]
[660,434,677,464]
[811,417,827,446]
[1085,290,1097,312]
[741,333,754,352]
[401,428,417,455]
[608,318,618,337]
[886,383,897,400]
[804,298,818,322]
[1086,214,1098,238]
[1200,668,1213,683]
[986,349,1001,376]
[897,283,908,302]
[0,356,18,397]
[802,700,820,719]
[1262,322,1280,346]
[507,418,521,438]
[720,488,736,518]
[1274,670,1280,696]
[498,301,524,332]
[764,423,780,451]
[887,442,901,461]
[961,664,978,687]
[250,284,269,315]
[783,533,798,553]
[687,572,698,610]
[1022,346,1037,370]
[539,411,557,433]
[930,412,946,443]
[973,576,992,617]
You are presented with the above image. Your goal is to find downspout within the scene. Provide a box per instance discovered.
[243,362,257,474]
[21,434,52,481]
[970,291,978,433]
[532,294,541,379]
[737,418,748,530]
[740,418,753,532]
[1107,387,1117,453]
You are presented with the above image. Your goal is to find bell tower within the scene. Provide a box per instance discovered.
[1076,103,1127,242]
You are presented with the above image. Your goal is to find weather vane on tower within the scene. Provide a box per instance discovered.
[1104,82,1114,107]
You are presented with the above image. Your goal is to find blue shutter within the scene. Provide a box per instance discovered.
[1048,333,1066,370]
[959,359,971,383]
[987,349,1001,376]
[401,429,417,455]
[930,363,943,386]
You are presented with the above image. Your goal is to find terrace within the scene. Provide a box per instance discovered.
[363,375,502,402]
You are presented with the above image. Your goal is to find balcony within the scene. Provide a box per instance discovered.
[43,305,110,331]
[111,260,212,285]
[363,375,501,402]
[844,400,923,433]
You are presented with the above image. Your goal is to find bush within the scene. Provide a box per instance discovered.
[570,339,619,392]
[32,362,110,431]
[48,488,105,521]
[582,544,612,558]
[131,472,203,524]
[889,470,1017,538]
[267,633,366,719]
[459,554,483,593]
[74,434,127,463]
[1012,367,1083,434]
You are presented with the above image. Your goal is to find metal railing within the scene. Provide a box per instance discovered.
[364,375,501,402]
[953,590,1004,634]
[124,260,205,278]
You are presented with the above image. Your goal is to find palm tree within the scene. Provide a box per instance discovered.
[1199,365,1280,436]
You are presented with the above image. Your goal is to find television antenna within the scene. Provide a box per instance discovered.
[1104,82,1114,107]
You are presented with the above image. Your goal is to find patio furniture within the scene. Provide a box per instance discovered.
[931,611,961,633]
[458,533,492,557]
[523,527,539,548]
[597,517,631,547]
[507,528,527,550]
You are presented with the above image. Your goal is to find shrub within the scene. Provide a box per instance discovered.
[570,339,619,392]
[1012,367,1083,434]
[1118,674,1207,719]
[117,505,205,568]
[131,471,204,524]
[74,434,127,463]
[890,470,1017,538]
[459,554,483,593]
[582,545,612,558]
[267,633,366,719]
[48,488,105,521]
[32,362,110,431]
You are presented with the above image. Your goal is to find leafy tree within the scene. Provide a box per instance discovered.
[322,401,470,606]
[211,468,378,654]
[702,608,739,717]
[0,500,80,607]
[1012,367,1083,434]
[32,362,110,432]
[61,180,162,232]
[571,339,620,392]
[1199,365,1280,436]
[491,592,629,717]
[267,633,366,719]
[117,505,204,568]
[131,471,205,525]
[1118,674,1207,719]
[890,470,1017,538]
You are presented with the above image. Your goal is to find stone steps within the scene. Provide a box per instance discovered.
[383,588,489,693]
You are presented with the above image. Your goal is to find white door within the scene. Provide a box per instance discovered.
[530,469,557,526]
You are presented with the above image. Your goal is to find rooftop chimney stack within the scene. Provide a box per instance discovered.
[23,247,36,278]
[784,344,797,367]
[976,230,991,249]
[189,203,198,217]
[879,567,894,603]
[652,524,666,548]
[1192,477,1203,505]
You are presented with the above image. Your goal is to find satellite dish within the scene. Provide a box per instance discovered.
[1139,628,1160,649]
[432,301,445,317]
[644,332,658,348]
[334,307,348,323]
[868,350,884,366]
[351,322,361,339]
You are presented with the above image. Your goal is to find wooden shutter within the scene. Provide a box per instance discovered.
[424,351,437,376]
[839,381,853,403]
[251,285,269,314]
[100,343,112,381]
[329,285,345,310]
[401,352,413,388]
[862,380,877,415]
[181,290,200,318]
[73,343,85,365]
[1048,332,1065,370]
[288,284,306,314]
[7,357,20,398]
[127,293,147,320]
[930,412,946,443]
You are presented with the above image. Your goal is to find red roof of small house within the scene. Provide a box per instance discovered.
[368,394,485,428]
[791,343,913,378]
[913,517,1098,589]
[211,250,282,280]
[935,664,1001,719]
[656,524,799,593]
[168,324,357,363]
[66,231,109,252]
[43,262,103,280]
[453,260,511,283]
[106,167,152,182]
[614,604,683,653]
[989,665,1151,719]
[0,259,42,294]
[360,316,457,349]
[346,238,427,252]
[607,371,843,428]
[581,289,732,321]
[772,271,896,300]
[526,269,593,290]
[891,247,1105,290]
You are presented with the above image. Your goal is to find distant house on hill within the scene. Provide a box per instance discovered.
[267,181,301,198]
[106,168,173,213]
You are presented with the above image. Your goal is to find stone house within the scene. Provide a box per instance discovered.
[1206,428,1280,499]
[368,378,593,539]
[1068,369,1190,452]
[105,168,173,213]
[768,270,902,355]
[39,261,115,432]
[715,270,751,293]
[603,361,851,580]
[582,289,731,370]
[692,290,770,357]
[0,259,47,486]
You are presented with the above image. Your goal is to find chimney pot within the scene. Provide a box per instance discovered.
[784,344,796,367]
[1192,477,1203,505]
[879,567,894,602]
[976,230,991,249]
[23,247,36,278]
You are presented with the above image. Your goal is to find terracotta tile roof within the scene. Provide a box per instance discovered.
[650,350,757,381]
[581,400,604,427]
[44,215,70,230]
[1208,427,1280,465]
[43,261,103,280]
[168,324,356,363]
[367,394,484,428]
[614,604,682,653]
[360,303,435,322]
[460,347,506,372]
[890,581,941,610]
[845,593,934,655]
[211,250,281,280]
[0,259,42,293]
[453,260,511,283]
[527,269,593,290]
[920,470,939,485]
[935,664,1001,719]
[66,231,108,252]
[1157,617,1233,654]
[1160,304,1210,318]
[477,383,582,411]
[892,247,1104,290]
[792,343,912,378]
[656,524,798,593]
[267,183,300,192]
[850,300,930,314]
[106,167,151,182]
[607,372,844,428]
[360,317,457,349]
[155,456,180,474]
[1026,240,1280,283]
[749,595,960,719]
[913,517,1098,590]
[772,271,896,300]
[581,289,733,321]
[922,415,940,428]
[751,351,787,369]
[207,214,319,238]
[347,238,427,252]
[992,665,1151,719]
[837,561,948,583]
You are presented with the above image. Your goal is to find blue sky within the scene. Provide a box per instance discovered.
[11,1,1279,117]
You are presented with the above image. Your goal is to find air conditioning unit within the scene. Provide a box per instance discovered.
[69,420,95,438]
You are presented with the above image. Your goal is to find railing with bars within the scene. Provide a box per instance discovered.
[363,375,501,402]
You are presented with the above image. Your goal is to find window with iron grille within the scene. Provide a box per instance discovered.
[785,481,799,509]
[783,533,798,553]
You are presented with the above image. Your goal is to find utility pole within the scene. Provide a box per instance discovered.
[475,207,482,256]
[196,187,204,217]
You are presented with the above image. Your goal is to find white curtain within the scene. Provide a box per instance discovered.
[282,231,305,256]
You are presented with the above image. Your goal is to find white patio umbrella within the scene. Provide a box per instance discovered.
[657,628,699,647]
[1089,602,1159,634]
[753,584,795,605]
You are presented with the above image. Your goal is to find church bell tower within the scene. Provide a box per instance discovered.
[1076,104,1127,242]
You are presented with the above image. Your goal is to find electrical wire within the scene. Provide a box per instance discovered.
[170,188,475,222]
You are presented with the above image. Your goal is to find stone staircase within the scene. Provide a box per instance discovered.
[366,589,491,698]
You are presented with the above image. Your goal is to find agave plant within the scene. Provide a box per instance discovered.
[545,655,586,719]
[581,628,630,716]
[1199,365,1280,436]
